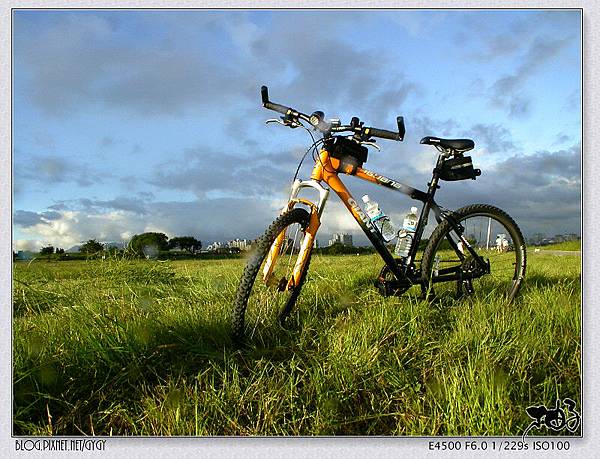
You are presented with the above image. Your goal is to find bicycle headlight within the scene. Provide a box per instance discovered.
[309,111,324,126]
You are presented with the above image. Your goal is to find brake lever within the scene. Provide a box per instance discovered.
[361,141,381,151]
[265,118,302,129]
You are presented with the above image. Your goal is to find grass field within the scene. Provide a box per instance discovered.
[538,240,581,251]
[13,249,581,436]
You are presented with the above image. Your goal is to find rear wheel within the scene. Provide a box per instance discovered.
[232,208,312,344]
[421,204,526,303]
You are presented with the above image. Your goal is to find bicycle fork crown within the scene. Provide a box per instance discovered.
[287,179,330,218]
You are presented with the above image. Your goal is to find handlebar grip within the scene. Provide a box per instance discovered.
[264,101,292,115]
[366,126,401,141]
[261,85,292,115]
[397,116,405,141]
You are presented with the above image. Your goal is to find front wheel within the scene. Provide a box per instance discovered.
[232,208,312,344]
[421,204,526,303]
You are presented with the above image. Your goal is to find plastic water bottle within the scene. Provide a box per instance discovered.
[395,206,419,258]
[362,195,397,242]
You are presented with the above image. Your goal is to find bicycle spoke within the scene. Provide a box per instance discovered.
[235,212,312,344]
[424,206,525,302]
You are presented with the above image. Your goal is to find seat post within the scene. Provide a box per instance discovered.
[426,150,448,199]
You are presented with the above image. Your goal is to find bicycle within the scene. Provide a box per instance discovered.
[232,86,526,343]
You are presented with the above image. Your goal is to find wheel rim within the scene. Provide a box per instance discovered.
[244,221,307,340]
[428,212,523,302]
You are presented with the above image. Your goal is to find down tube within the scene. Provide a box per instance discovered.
[325,174,403,279]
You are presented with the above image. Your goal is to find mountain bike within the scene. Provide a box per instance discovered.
[232,86,526,343]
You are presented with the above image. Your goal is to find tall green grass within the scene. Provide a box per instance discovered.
[13,251,580,436]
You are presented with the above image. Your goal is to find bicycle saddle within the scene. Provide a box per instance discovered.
[420,136,475,152]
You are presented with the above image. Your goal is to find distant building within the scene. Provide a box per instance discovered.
[227,238,252,251]
[553,233,580,243]
[206,241,223,252]
[328,233,353,247]
[531,232,580,246]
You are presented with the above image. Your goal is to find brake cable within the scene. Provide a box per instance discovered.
[292,127,326,182]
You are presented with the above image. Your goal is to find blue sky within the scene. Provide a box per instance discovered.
[12,9,581,250]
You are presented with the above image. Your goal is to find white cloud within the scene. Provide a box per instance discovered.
[15,210,142,250]
[13,239,44,252]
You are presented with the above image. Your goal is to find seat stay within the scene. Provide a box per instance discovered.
[442,211,490,273]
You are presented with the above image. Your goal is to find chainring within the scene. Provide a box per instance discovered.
[375,262,412,297]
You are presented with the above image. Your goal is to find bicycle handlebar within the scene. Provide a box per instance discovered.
[366,121,405,141]
[261,86,292,115]
[260,85,405,141]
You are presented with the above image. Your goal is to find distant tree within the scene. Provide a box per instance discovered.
[128,232,169,257]
[105,246,121,255]
[168,236,201,254]
[40,246,54,255]
[80,239,104,254]
[56,248,65,254]
[325,242,345,255]
[214,247,240,255]
[528,233,545,245]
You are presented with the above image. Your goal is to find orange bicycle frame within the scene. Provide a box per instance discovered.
[263,146,440,290]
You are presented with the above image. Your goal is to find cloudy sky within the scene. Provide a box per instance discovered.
[12,9,581,251]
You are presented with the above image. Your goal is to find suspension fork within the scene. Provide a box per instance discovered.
[262,179,329,289]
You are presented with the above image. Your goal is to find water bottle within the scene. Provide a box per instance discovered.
[362,195,397,242]
[395,206,419,258]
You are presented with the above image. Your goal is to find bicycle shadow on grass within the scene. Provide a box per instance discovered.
[522,272,580,290]
[13,313,307,435]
